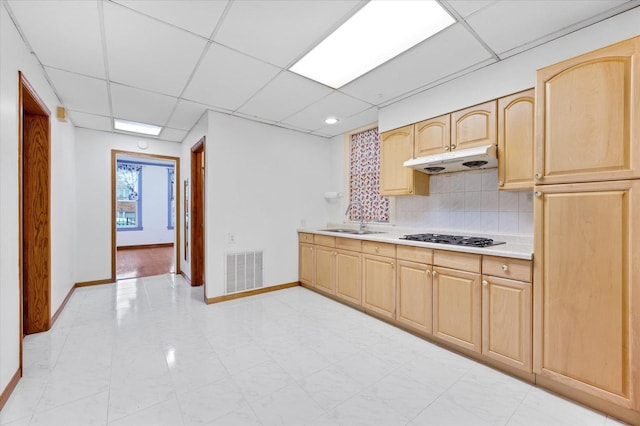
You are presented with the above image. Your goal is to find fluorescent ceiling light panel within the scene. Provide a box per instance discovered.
[114,118,162,136]
[290,0,455,89]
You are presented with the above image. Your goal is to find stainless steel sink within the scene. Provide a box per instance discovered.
[322,229,385,235]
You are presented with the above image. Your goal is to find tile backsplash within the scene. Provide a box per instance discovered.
[395,169,533,236]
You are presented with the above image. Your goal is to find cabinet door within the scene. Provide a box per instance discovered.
[533,180,640,410]
[451,100,497,151]
[363,254,396,319]
[314,246,335,294]
[535,37,640,184]
[433,266,481,352]
[498,89,534,190]
[482,275,532,372]
[415,114,451,157]
[380,126,429,196]
[336,249,362,306]
[396,260,432,334]
[299,243,314,285]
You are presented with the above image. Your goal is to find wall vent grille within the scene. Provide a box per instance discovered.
[225,251,263,294]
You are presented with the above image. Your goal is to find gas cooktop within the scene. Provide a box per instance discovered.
[399,233,506,248]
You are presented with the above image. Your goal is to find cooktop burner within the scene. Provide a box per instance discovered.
[399,233,506,248]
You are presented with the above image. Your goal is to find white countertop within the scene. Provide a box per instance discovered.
[298,226,533,260]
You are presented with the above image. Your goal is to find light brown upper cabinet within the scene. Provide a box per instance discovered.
[535,36,640,185]
[414,114,451,157]
[497,89,535,190]
[451,100,497,151]
[380,125,429,196]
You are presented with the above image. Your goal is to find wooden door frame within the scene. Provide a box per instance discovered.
[111,150,181,281]
[18,71,52,369]
[190,137,205,288]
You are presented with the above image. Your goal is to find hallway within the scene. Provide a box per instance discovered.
[116,246,175,280]
[0,276,626,425]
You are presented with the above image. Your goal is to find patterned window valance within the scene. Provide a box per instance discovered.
[117,163,142,200]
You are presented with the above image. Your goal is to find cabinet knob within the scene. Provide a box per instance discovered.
[534,191,542,198]
[444,146,450,151]
[390,262,394,269]
[374,246,379,252]
[427,270,432,277]
[432,271,438,278]
[482,280,488,287]
[534,173,542,180]
[498,180,504,186]
[450,144,456,150]
[501,264,508,271]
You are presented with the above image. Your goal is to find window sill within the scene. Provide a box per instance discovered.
[117,226,144,232]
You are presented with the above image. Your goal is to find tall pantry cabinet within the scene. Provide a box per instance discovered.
[533,36,640,422]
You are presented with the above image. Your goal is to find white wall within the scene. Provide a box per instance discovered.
[0,0,77,397]
[74,128,181,283]
[379,7,640,132]
[116,164,175,247]
[199,112,332,299]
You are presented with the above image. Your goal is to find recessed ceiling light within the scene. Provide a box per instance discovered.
[325,116,339,125]
[114,118,162,136]
[290,1,455,89]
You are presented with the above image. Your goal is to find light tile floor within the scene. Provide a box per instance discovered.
[0,274,629,426]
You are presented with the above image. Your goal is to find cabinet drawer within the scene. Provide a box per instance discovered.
[396,245,433,264]
[433,250,481,273]
[483,256,532,282]
[362,241,396,257]
[336,237,362,252]
[299,233,314,244]
[314,234,336,247]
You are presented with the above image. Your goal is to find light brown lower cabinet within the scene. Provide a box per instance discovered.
[432,266,482,352]
[335,249,362,305]
[298,243,314,286]
[363,253,396,319]
[396,260,432,334]
[314,246,336,294]
[481,275,532,372]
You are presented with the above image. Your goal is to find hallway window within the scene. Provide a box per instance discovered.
[116,162,143,230]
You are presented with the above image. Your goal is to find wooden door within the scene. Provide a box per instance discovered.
[363,254,396,319]
[396,260,432,334]
[335,249,362,305]
[299,243,314,285]
[380,126,428,196]
[482,275,532,372]
[451,100,497,151]
[190,138,205,287]
[19,72,51,336]
[432,266,481,352]
[498,89,534,190]
[314,246,335,294]
[22,115,51,334]
[415,114,451,157]
[535,36,640,185]
[533,180,640,409]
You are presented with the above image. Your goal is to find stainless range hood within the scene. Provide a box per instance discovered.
[403,144,497,175]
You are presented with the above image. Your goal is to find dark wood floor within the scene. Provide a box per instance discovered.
[116,245,175,280]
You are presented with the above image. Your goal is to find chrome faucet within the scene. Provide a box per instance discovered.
[345,201,367,233]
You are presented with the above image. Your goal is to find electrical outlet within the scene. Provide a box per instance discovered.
[228,234,236,244]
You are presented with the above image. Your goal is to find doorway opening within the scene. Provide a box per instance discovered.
[19,71,52,344]
[111,150,180,281]
[190,137,205,288]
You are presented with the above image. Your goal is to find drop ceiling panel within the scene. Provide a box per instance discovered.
[281,91,372,131]
[213,0,362,67]
[68,111,112,132]
[313,106,379,137]
[466,0,630,55]
[166,100,207,131]
[237,71,333,122]
[45,67,110,116]
[112,0,227,38]
[7,0,105,78]
[103,2,208,96]
[340,24,494,105]
[183,43,280,111]
[110,83,177,126]
[160,127,187,142]
[444,0,496,18]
